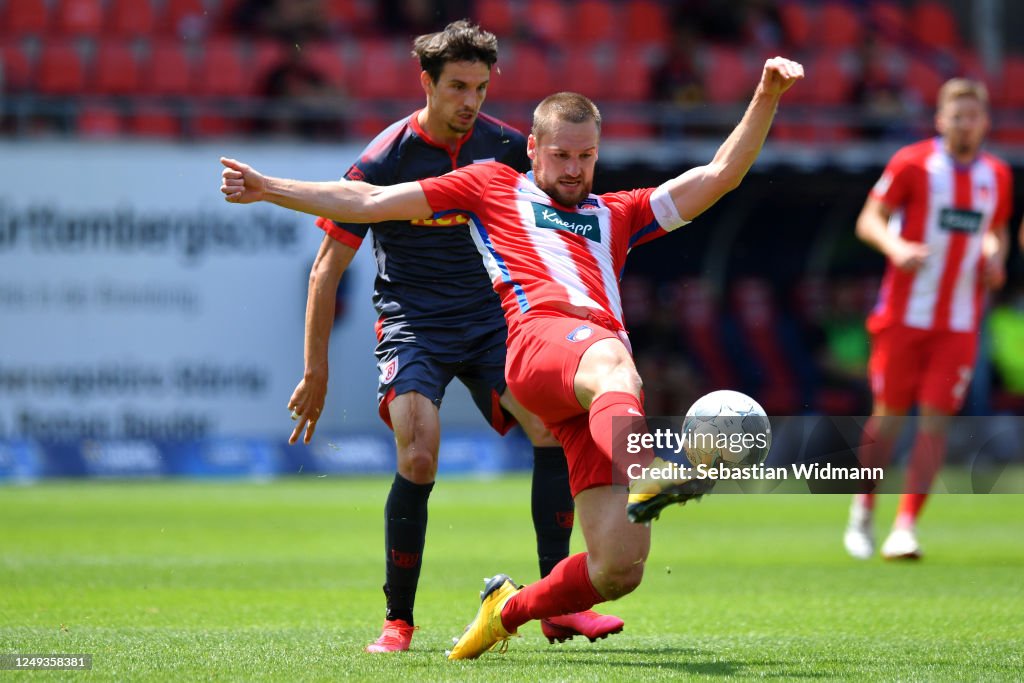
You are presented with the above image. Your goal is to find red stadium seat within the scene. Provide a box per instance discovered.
[473,0,517,37]
[143,41,194,96]
[777,1,812,50]
[303,43,348,90]
[623,0,670,50]
[560,44,609,101]
[995,56,1024,109]
[128,104,182,137]
[573,0,618,45]
[903,56,945,106]
[500,43,554,101]
[78,104,124,137]
[349,39,419,100]
[702,46,753,104]
[526,0,569,43]
[160,0,208,38]
[36,43,87,95]
[601,114,652,139]
[54,0,105,37]
[1,0,50,36]
[909,1,960,49]
[816,1,863,50]
[607,48,652,102]
[323,0,375,34]
[868,1,909,43]
[196,40,251,97]
[0,41,33,91]
[796,50,855,106]
[107,0,157,37]
[93,42,142,95]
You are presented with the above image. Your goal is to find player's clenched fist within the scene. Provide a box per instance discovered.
[220,157,265,204]
[760,57,804,96]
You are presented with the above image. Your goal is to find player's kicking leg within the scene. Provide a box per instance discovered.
[499,389,625,644]
[447,485,648,659]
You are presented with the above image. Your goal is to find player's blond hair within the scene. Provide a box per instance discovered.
[531,92,602,140]
[937,78,989,110]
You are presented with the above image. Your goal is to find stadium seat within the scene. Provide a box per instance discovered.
[143,41,194,96]
[323,0,375,35]
[623,0,670,50]
[868,0,909,44]
[501,43,555,101]
[0,41,32,92]
[909,1,960,49]
[702,46,753,104]
[777,1,813,50]
[302,42,348,89]
[559,44,609,101]
[526,0,569,44]
[107,0,157,37]
[606,47,652,102]
[0,0,50,36]
[802,50,855,106]
[349,39,419,100]
[128,104,182,137]
[994,55,1024,108]
[472,0,517,36]
[78,104,124,137]
[573,0,618,45]
[903,56,945,106]
[601,113,652,139]
[54,0,105,37]
[196,40,252,98]
[160,0,208,38]
[816,1,862,50]
[36,43,87,95]
[93,42,142,95]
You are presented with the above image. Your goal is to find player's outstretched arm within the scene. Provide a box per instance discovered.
[288,236,357,445]
[219,157,434,223]
[660,57,803,221]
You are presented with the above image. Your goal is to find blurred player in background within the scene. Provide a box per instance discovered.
[844,78,1013,561]
[284,20,622,652]
[220,56,803,659]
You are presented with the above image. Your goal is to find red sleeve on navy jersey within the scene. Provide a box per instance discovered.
[418,162,505,216]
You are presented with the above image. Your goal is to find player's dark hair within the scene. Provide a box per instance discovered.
[531,92,602,140]
[412,20,498,83]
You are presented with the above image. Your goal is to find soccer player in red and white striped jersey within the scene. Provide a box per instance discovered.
[219,56,804,658]
[844,78,1013,561]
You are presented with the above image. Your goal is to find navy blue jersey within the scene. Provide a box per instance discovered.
[316,110,529,331]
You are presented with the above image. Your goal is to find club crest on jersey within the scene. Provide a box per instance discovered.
[566,325,594,342]
[577,197,600,209]
[380,358,399,384]
[531,203,601,242]
[411,213,470,226]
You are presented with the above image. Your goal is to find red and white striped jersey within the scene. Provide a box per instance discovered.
[418,162,688,332]
[867,138,1013,334]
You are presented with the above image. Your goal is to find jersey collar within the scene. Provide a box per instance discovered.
[410,109,475,168]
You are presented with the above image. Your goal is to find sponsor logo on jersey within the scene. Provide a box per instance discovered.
[938,207,983,233]
[566,325,593,342]
[410,213,470,226]
[532,203,601,242]
[380,358,399,384]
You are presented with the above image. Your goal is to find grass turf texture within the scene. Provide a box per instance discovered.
[1,477,1022,681]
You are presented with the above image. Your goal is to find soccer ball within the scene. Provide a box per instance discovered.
[682,390,772,468]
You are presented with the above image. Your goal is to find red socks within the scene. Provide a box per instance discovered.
[894,430,945,528]
[500,553,604,633]
[588,391,653,469]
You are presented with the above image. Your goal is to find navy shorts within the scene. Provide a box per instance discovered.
[374,319,516,434]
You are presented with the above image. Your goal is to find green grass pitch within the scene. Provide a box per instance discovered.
[1,477,1022,681]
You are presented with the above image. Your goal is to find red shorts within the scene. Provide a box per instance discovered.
[505,312,624,496]
[868,324,977,414]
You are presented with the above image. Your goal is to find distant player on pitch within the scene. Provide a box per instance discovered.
[844,78,1013,561]
[220,56,803,658]
[284,21,622,651]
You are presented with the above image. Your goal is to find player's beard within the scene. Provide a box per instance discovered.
[448,108,478,135]
[546,176,592,208]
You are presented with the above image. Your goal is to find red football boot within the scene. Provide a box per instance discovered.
[365,619,416,653]
[541,610,624,644]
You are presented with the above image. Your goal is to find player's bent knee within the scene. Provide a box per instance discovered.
[590,560,645,600]
[397,448,438,484]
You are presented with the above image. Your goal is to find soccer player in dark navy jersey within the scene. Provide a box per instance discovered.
[283,21,623,653]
